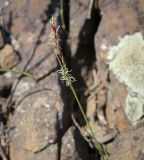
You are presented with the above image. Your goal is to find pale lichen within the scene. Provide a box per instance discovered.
[107,32,144,123]
[125,94,144,123]
[108,32,144,99]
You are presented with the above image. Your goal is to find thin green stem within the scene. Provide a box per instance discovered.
[60,0,66,30]
[69,84,108,160]
[0,68,32,77]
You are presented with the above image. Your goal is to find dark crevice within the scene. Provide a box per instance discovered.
[71,4,102,160]
[36,67,57,82]
[72,2,101,125]
[41,0,59,22]
[73,8,101,73]
[0,85,12,98]
[55,0,102,160]
[73,128,91,160]
[60,0,70,33]
[0,11,12,44]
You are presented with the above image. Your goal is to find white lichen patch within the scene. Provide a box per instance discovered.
[125,94,144,123]
[101,44,108,51]
[107,32,144,98]
[15,79,35,96]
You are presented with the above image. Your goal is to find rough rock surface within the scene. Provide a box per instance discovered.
[0,44,20,68]
[95,0,144,159]
[10,88,60,160]
[0,0,143,160]
[108,120,144,160]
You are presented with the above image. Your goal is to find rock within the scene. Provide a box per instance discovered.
[125,94,144,124]
[107,120,144,160]
[0,44,20,68]
[2,0,143,160]
[106,80,129,132]
[25,43,57,80]
[2,1,71,159]
[10,144,58,160]
[70,0,90,55]
[107,32,144,123]
[95,0,144,82]
[61,127,80,160]
[95,1,144,158]
[10,89,62,160]
[14,77,35,96]
[108,32,144,99]
[0,75,13,97]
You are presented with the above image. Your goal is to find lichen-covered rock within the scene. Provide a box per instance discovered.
[95,0,144,129]
[125,94,144,123]
[14,77,35,96]
[95,0,142,82]
[108,32,144,99]
[95,1,144,158]
[107,32,144,123]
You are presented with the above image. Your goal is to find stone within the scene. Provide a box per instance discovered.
[108,32,144,99]
[108,120,144,160]
[61,128,80,160]
[0,44,20,68]
[125,94,144,123]
[10,89,62,160]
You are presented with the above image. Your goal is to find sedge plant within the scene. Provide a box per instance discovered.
[49,17,109,160]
